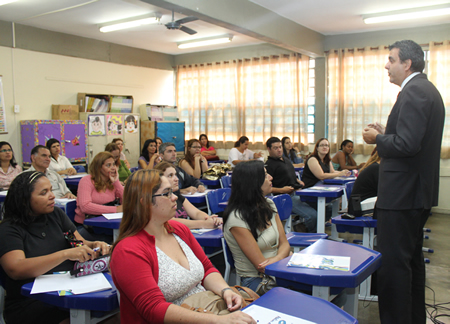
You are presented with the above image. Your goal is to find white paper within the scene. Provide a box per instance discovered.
[65,173,89,179]
[243,305,316,324]
[190,228,215,235]
[31,272,112,295]
[287,253,351,271]
[306,186,341,192]
[102,212,123,220]
[182,189,210,197]
[0,190,7,196]
[55,198,76,205]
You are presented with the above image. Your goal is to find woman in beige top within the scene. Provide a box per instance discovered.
[223,160,290,291]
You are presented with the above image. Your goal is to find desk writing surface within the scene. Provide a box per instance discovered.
[323,176,356,185]
[192,228,223,248]
[84,216,121,229]
[296,185,343,198]
[265,239,381,288]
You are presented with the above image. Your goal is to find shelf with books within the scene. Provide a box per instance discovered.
[77,93,133,113]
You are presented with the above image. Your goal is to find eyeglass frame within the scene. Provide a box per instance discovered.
[0,149,12,153]
[152,188,174,198]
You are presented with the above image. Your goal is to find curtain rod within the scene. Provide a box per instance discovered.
[324,42,441,55]
[178,53,301,68]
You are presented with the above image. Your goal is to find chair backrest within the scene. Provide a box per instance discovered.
[342,181,355,211]
[271,194,293,221]
[220,175,232,188]
[73,165,86,173]
[206,188,231,215]
[129,167,139,173]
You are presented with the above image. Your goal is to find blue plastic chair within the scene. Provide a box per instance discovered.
[129,167,139,173]
[73,165,86,173]
[341,181,355,211]
[272,194,293,233]
[220,175,232,188]
[222,238,240,285]
[206,188,231,215]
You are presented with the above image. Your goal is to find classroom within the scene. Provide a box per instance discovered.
[0,0,449,323]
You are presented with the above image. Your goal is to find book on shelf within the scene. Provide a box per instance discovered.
[287,253,350,271]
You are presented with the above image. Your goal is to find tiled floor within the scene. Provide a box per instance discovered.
[330,212,450,324]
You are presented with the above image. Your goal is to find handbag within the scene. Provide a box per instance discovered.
[180,286,259,315]
[202,164,232,180]
[255,274,276,296]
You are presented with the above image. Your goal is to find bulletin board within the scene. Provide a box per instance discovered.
[0,76,7,134]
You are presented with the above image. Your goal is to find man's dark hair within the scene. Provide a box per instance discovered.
[389,40,425,73]
[159,142,176,155]
[266,137,281,149]
[30,145,49,160]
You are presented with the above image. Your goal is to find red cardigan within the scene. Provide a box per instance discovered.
[110,221,219,323]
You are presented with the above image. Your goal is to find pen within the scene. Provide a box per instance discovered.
[93,247,100,252]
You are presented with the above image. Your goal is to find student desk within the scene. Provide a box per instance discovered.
[55,199,77,223]
[192,229,226,277]
[84,216,121,241]
[286,232,329,252]
[182,190,210,209]
[244,287,357,324]
[21,273,119,324]
[63,173,89,187]
[323,176,357,185]
[265,239,381,318]
[199,178,221,189]
[295,185,343,233]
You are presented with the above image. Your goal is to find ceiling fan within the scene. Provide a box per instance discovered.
[165,10,198,35]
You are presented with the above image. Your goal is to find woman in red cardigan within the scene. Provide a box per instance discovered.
[110,170,255,324]
[74,151,123,243]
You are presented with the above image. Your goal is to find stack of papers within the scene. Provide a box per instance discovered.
[243,305,316,324]
[287,253,350,271]
[102,212,123,220]
[191,228,215,235]
[306,186,341,191]
[31,272,112,295]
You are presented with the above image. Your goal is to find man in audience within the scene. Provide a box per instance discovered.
[363,40,445,324]
[28,145,76,199]
[265,137,317,232]
[159,142,206,195]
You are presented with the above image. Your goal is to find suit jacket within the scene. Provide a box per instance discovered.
[376,73,445,210]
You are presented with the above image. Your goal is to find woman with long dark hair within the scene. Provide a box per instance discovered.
[0,141,22,189]
[110,170,254,324]
[281,136,304,167]
[178,139,208,179]
[46,138,77,176]
[331,139,365,171]
[223,160,290,291]
[138,139,160,170]
[0,172,109,324]
[302,138,351,188]
[227,136,263,168]
[199,134,219,161]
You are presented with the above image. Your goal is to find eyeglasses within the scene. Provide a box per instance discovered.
[319,144,330,147]
[191,146,202,149]
[0,149,12,153]
[152,188,173,198]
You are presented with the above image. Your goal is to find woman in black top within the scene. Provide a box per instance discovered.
[302,138,350,188]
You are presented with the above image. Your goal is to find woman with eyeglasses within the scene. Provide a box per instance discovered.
[302,138,351,188]
[0,171,110,324]
[178,139,208,179]
[154,162,222,229]
[74,152,123,243]
[139,139,160,170]
[223,160,290,291]
[105,143,131,183]
[0,141,22,190]
[46,138,77,176]
[110,169,255,324]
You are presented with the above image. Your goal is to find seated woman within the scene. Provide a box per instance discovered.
[178,139,208,179]
[46,138,77,175]
[105,143,131,183]
[0,171,110,324]
[154,162,222,229]
[138,139,160,170]
[74,152,123,243]
[112,138,131,169]
[199,134,219,161]
[109,169,255,324]
[302,138,351,189]
[228,136,263,168]
[155,137,163,152]
[331,140,365,171]
[223,160,290,291]
[0,141,22,190]
[281,136,304,167]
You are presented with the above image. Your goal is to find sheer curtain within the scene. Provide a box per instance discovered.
[177,53,310,149]
[429,40,450,158]
[327,46,399,155]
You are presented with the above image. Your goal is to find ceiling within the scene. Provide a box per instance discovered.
[0,0,448,55]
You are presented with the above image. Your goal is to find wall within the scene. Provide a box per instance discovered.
[0,46,174,164]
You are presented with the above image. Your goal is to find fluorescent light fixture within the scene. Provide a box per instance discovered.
[363,4,450,24]
[99,13,161,33]
[0,0,17,6]
[177,35,233,49]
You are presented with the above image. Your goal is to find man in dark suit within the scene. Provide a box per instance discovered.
[363,40,445,324]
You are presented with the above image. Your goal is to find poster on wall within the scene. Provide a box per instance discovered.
[0,76,7,134]
[124,115,139,134]
[88,115,106,136]
[106,115,123,136]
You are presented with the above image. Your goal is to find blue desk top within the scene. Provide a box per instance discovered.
[84,216,121,230]
[199,178,221,188]
[332,215,377,228]
[21,273,119,312]
[323,176,356,185]
[244,287,357,324]
[265,239,381,288]
[182,192,208,204]
[192,228,223,248]
[294,166,304,172]
[286,232,328,247]
[295,184,344,198]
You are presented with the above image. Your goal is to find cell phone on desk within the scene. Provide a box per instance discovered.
[341,213,356,220]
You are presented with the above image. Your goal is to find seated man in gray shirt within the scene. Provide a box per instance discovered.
[28,145,76,199]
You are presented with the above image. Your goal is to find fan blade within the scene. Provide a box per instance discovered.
[180,25,197,35]
[176,16,198,25]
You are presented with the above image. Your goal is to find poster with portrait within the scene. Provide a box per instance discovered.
[106,115,123,136]
[88,115,105,136]
[124,115,139,134]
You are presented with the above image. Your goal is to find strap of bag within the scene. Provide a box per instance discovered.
[180,303,214,314]
[230,285,259,307]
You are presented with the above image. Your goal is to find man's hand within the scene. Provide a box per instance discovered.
[367,122,385,135]
[363,127,379,144]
